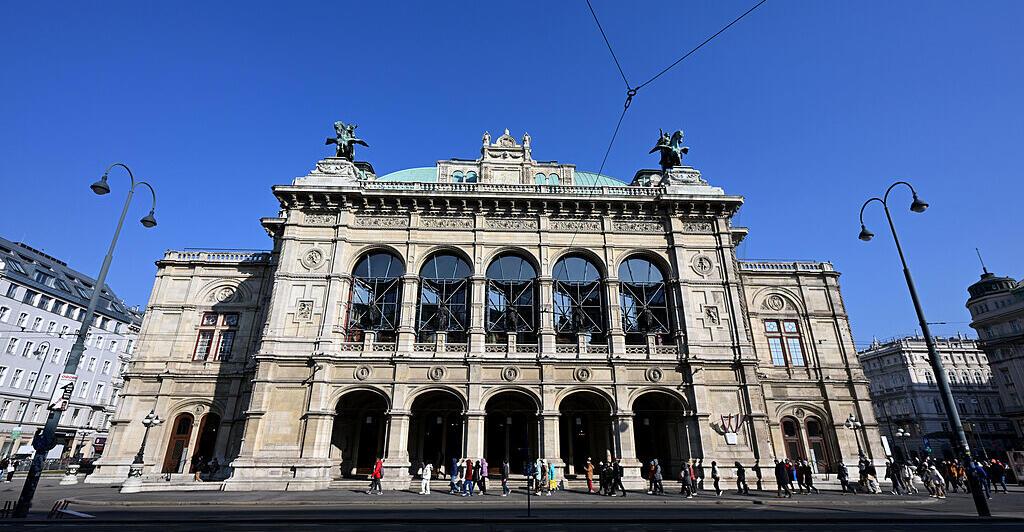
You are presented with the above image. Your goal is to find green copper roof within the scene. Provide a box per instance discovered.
[376,167,625,186]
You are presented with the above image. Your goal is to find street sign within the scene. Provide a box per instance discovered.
[48,373,77,411]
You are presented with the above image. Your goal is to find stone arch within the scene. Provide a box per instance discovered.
[411,245,476,277]
[332,386,391,478]
[404,385,468,413]
[330,385,393,412]
[549,247,609,279]
[613,250,673,281]
[198,280,251,306]
[482,246,542,274]
[481,386,542,413]
[552,386,616,412]
[342,244,407,273]
[751,287,806,315]
[166,398,224,420]
[630,388,690,478]
[626,386,689,412]
[772,402,838,471]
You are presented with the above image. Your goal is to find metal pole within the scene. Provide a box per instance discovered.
[861,182,991,517]
[14,166,143,518]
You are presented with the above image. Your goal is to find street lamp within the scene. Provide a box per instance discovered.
[14,163,158,518]
[895,427,912,461]
[120,409,164,494]
[844,413,864,459]
[859,181,990,517]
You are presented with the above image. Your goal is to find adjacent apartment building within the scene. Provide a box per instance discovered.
[0,236,142,461]
[859,335,1015,460]
[967,267,1024,443]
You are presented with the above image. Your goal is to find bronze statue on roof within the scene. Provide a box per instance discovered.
[649,129,689,171]
[326,120,369,161]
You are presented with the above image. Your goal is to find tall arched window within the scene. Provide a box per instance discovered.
[465,171,478,183]
[485,253,537,343]
[804,416,832,472]
[418,252,472,343]
[347,251,404,342]
[619,256,670,344]
[781,416,805,461]
[552,255,606,344]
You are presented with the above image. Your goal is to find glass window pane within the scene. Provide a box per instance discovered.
[783,321,798,333]
[787,338,805,366]
[764,320,779,333]
[201,313,218,326]
[768,338,786,366]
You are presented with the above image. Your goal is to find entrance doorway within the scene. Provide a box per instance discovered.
[408,390,464,475]
[332,390,389,478]
[191,413,221,472]
[559,391,613,477]
[162,413,194,474]
[633,392,686,480]
[484,390,538,475]
[781,416,806,461]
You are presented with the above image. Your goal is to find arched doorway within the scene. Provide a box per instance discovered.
[408,390,464,475]
[161,413,194,474]
[804,416,834,472]
[559,391,613,476]
[781,416,806,461]
[633,392,686,479]
[331,390,389,478]
[484,390,538,475]
[191,413,221,472]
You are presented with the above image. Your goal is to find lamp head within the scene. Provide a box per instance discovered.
[910,194,929,213]
[858,225,874,242]
[140,210,157,228]
[90,174,111,196]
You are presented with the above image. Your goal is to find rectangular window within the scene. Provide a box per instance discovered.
[0,400,11,420]
[46,321,56,334]
[87,357,97,371]
[52,301,65,315]
[5,284,18,298]
[71,407,81,424]
[21,340,34,357]
[217,331,236,360]
[5,339,17,354]
[26,371,37,390]
[94,383,105,403]
[60,325,69,337]
[194,330,214,361]
[0,306,9,322]
[31,403,41,422]
[79,381,89,398]
[34,270,53,285]
[786,337,805,366]
[32,317,42,331]
[14,402,26,420]
[16,312,28,327]
[0,366,7,386]
[763,319,806,367]
[194,312,239,361]
[50,348,61,364]
[41,373,53,392]
[36,295,53,310]
[109,340,117,352]
[11,369,24,387]
[22,289,38,305]
[102,360,111,374]
[768,337,785,365]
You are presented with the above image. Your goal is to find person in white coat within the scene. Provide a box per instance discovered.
[418,461,433,494]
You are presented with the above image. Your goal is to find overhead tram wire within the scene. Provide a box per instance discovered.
[570,0,768,250]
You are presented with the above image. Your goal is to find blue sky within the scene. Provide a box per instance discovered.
[2,1,1021,347]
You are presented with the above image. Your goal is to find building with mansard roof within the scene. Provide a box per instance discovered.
[87,128,882,489]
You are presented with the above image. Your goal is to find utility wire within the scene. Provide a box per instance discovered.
[586,0,631,90]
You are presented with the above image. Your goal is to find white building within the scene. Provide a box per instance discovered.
[0,237,142,462]
[967,267,1024,443]
[858,336,1015,460]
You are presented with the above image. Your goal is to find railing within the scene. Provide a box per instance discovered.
[163,250,272,264]
[738,260,835,273]
[361,181,662,198]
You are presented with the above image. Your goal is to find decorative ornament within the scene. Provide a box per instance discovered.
[645,367,664,383]
[692,254,714,276]
[301,248,326,270]
[354,366,372,381]
[501,366,520,382]
[212,286,236,303]
[764,294,785,312]
[428,366,446,382]
[574,367,592,382]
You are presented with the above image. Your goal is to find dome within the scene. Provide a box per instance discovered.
[967,271,1018,300]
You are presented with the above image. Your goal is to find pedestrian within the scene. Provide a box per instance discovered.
[646,459,656,494]
[547,460,557,495]
[696,458,705,492]
[802,460,819,494]
[584,457,595,494]
[928,464,946,499]
[501,458,511,496]
[795,460,809,494]
[710,460,722,496]
[974,462,991,500]
[366,457,383,495]
[885,460,901,495]
[539,459,549,495]
[534,459,544,495]
[991,460,1008,493]
[462,458,475,496]
[612,458,627,497]
[734,461,750,495]
[599,461,611,495]
[419,461,433,494]
[477,459,487,495]
[901,461,917,494]
[752,460,763,491]
[680,461,692,497]
[450,457,459,494]
[524,459,536,494]
[192,454,205,482]
[838,462,854,495]
[652,459,664,495]
[774,459,792,498]
[0,458,9,483]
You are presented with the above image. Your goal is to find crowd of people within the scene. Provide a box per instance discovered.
[362,454,1015,499]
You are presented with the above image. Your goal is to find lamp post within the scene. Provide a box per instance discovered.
[859,181,991,517]
[844,413,864,459]
[120,409,163,494]
[14,163,157,518]
[895,427,912,461]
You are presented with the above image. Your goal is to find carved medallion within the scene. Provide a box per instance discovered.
[501,366,520,382]
[692,254,714,276]
[645,367,664,383]
[795,408,806,419]
[354,365,372,381]
[210,286,236,303]
[763,294,786,312]
[428,366,446,382]
[296,300,314,321]
[301,248,326,270]
[574,367,592,382]
[194,405,205,415]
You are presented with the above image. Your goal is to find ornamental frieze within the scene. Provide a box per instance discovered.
[303,212,336,226]
[679,221,715,233]
[352,215,409,229]
[611,219,665,233]
[550,218,601,232]
[420,216,475,230]
[485,217,538,231]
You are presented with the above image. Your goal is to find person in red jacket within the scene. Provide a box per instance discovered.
[366,457,384,495]
[461,458,476,496]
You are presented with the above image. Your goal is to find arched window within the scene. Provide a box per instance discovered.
[618,256,670,344]
[548,173,560,185]
[552,255,606,344]
[347,251,404,342]
[418,252,472,343]
[781,416,805,461]
[452,171,464,183]
[465,171,478,183]
[804,416,833,472]
[535,173,547,185]
[485,253,537,343]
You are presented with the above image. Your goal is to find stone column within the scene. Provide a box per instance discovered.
[605,278,626,357]
[318,274,350,352]
[538,277,555,357]
[397,275,419,353]
[382,411,411,489]
[540,412,563,472]
[614,412,645,488]
[464,413,486,459]
[468,276,486,356]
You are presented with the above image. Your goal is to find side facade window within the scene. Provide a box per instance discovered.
[764,319,806,367]
[193,312,239,361]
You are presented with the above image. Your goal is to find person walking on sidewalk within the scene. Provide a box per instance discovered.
[734,461,750,495]
[462,458,476,496]
[418,461,433,495]
[710,461,722,496]
[838,462,854,494]
[696,459,705,492]
[651,459,664,495]
[584,458,595,494]
[801,460,819,494]
[450,457,459,494]
[366,457,384,495]
[477,459,488,495]
[500,458,510,496]
[611,459,627,497]
[774,459,792,498]
[547,460,557,495]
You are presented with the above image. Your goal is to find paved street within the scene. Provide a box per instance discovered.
[2,477,1023,530]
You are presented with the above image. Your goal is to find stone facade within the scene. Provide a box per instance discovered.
[88,131,882,490]
[966,269,1024,442]
[858,336,1015,460]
